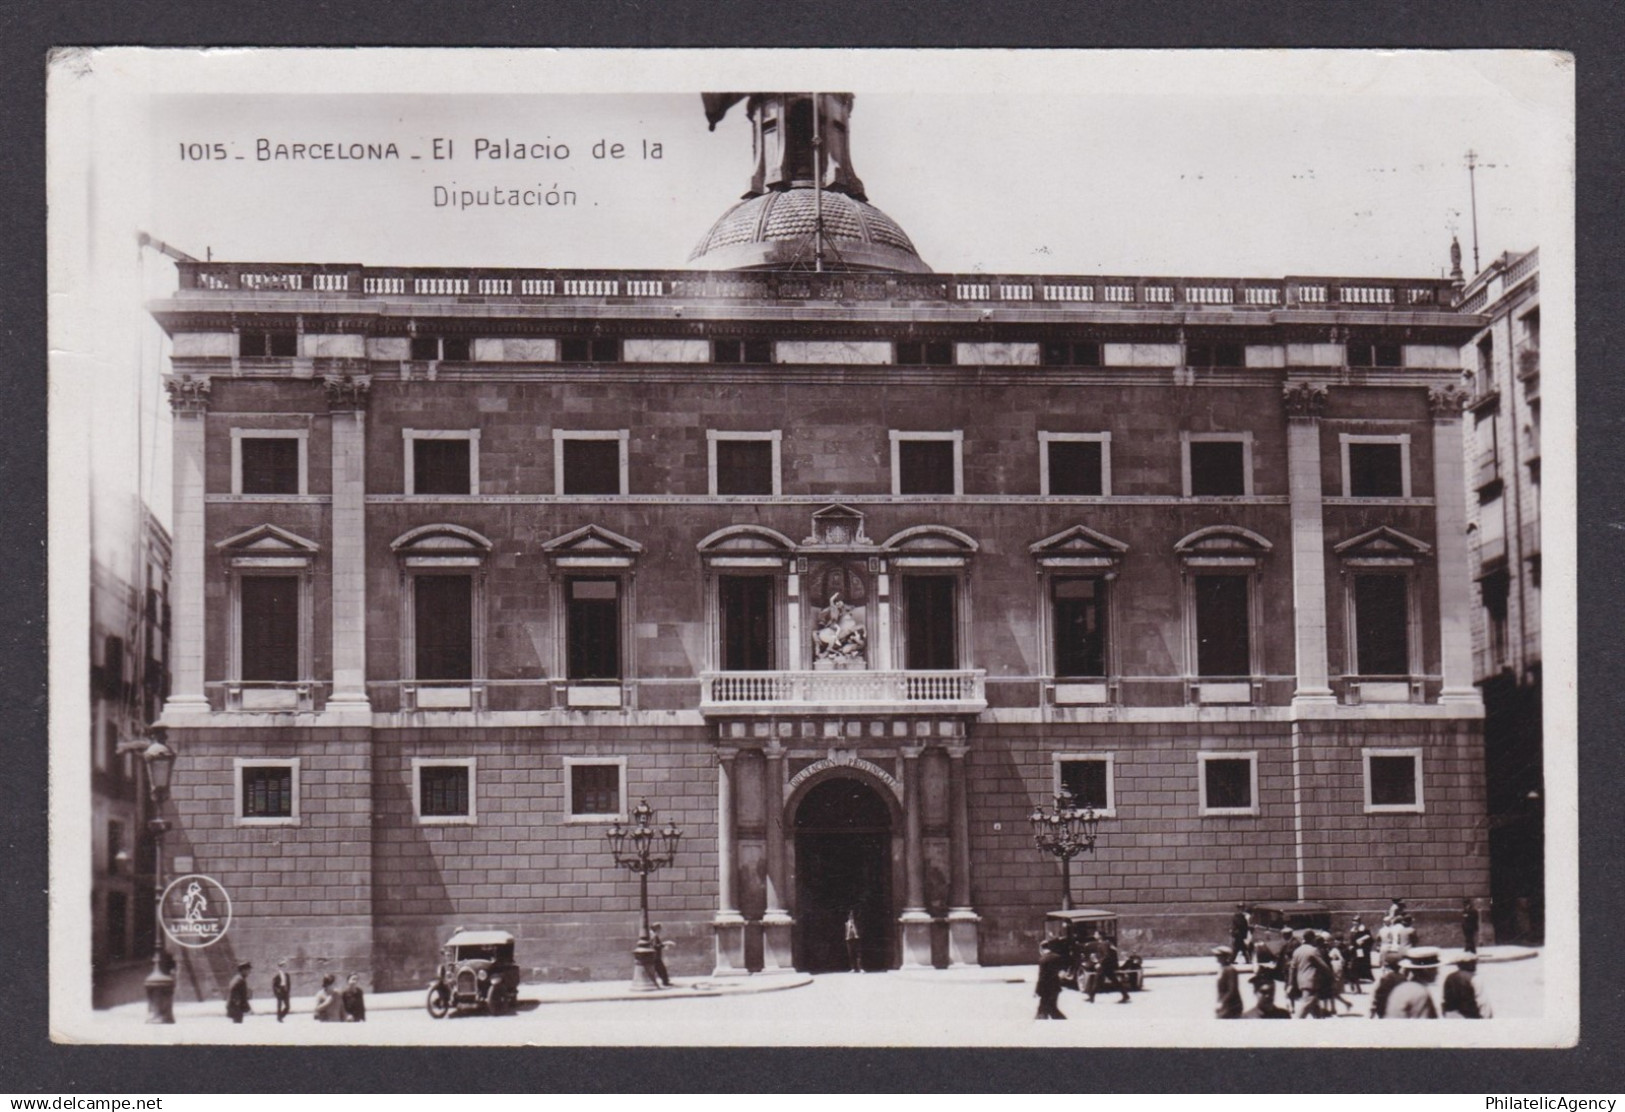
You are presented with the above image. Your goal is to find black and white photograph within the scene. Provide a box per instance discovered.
[46,48,1575,1048]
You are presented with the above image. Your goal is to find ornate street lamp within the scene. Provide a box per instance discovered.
[1030,788,1102,911]
[124,732,177,1023]
[605,799,683,991]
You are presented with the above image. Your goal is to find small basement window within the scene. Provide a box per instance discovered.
[236,759,299,824]
[1198,753,1258,816]
[566,758,626,820]
[1364,749,1424,813]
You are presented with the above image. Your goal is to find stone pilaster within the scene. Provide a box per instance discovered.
[161,376,211,716]
[899,745,933,968]
[712,748,748,975]
[325,375,371,714]
[1429,386,1481,705]
[1284,382,1337,705]
[760,742,793,971]
[944,742,980,967]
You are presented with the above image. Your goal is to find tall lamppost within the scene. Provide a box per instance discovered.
[126,732,177,1023]
[1030,788,1102,911]
[605,799,683,991]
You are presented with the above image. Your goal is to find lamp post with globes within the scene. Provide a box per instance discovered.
[121,732,177,1023]
[604,799,683,991]
[1030,788,1102,911]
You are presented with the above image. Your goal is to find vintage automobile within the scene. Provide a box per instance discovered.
[1043,908,1144,992]
[1248,901,1333,935]
[426,929,523,1017]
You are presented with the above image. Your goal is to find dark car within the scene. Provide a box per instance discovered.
[1043,908,1144,992]
[1249,901,1333,935]
[426,929,523,1017]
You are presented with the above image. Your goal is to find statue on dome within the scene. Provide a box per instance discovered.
[812,592,868,667]
[701,92,868,201]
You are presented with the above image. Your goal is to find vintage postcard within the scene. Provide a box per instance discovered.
[47,48,1575,1046]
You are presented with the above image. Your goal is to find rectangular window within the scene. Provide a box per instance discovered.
[903,576,958,670]
[415,760,475,821]
[1053,577,1107,678]
[1041,341,1101,367]
[558,435,626,495]
[240,576,300,682]
[1057,756,1114,814]
[106,890,128,960]
[1476,336,1495,395]
[1194,575,1250,678]
[1199,753,1258,815]
[560,337,622,362]
[1345,439,1409,498]
[1186,437,1249,496]
[410,335,470,361]
[714,439,776,496]
[892,432,963,496]
[239,762,296,820]
[719,575,775,671]
[1045,438,1105,496]
[567,759,625,819]
[567,578,621,681]
[1348,342,1403,368]
[1364,749,1424,813]
[895,340,954,365]
[239,330,297,358]
[1186,342,1245,368]
[713,338,774,364]
[413,439,472,495]
[1353,574,1410,676]
[414,575,474,681]
[238,437,301,495]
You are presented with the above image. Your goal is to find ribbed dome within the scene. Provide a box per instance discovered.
[688,188,931,273]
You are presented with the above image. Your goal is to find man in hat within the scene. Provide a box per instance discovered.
[1370,950,1406,1018]
[1386,947,1442,1018]
[1230,904,1252,965]
[1085,930,1131,1004]
[271,959,292,1022]
[1244,971,1291,1019]
[1349,917,1374,989]
[1461,898,1481,955]
[226,961,252,1023]
[1034,937,1069,1020]
[1442,954,1493,1018]
[650,922,674,987]
[1213,945,1243,1019]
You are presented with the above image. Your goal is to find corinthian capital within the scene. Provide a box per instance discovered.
[1427,384,1469,418]
[164,375,212,414]
[323,373,372,412]
[1282,381,1328,419]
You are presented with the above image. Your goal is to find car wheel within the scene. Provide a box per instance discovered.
[426,986,451,1019]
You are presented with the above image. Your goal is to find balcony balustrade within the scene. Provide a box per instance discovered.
[699,669,986,715]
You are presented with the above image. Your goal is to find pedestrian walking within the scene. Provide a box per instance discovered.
[313,973,345,1022]
[844,909,862,973]
[341,973,367,1021]
[1395,914,1418,952]
[1322,935,1354,1015]
[649,922,675,987]
[1461,899,1480,955]
[1442,955,1493,1018]
[1349,917,1374,989]
[226,960,252,1024]
[1369,951,1405,1018]
[1230,904,1252,964]
[1213,945,1243,1019]
[1386,947,1442,1018]
[1085,931,1131,1004]
[1034,938,1068,1020]
[1243,973,1291,1019]
[1289,931,1331,1018]
[271,959,292,1022]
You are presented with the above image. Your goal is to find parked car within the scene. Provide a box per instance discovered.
[1248,901,1333,935]
[1043,908,1143,992]
[426,929,522,1017]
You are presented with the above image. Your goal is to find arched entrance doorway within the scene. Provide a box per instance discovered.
[792,777,895,972]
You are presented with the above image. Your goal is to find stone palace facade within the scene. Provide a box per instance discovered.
[148,93,1491,991]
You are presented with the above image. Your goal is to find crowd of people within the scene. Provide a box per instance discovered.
[223,959,369,1023]
[1213,899,1493,1020]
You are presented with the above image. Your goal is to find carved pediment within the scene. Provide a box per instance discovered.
[1029,524,1130,565]
[391,523,494,553]
[1333,526,1432,562]
[804,504,872,547]
[697,524,797,554]
[216,524,320,555]
[881,524,979,554]
[539,523,643,556]
[1175,526,1272,567]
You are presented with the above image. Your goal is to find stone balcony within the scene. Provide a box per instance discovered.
[699,669,987,716]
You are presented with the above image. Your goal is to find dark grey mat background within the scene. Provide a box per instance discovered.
[2,2,1618,1094]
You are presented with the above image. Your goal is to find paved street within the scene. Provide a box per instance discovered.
[89,949,1545,1047]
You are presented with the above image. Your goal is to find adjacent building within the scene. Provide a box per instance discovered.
[147,93,1493,992]
[1459,246,1543,943]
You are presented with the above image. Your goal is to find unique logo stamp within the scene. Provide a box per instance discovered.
[159,874,233,949]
